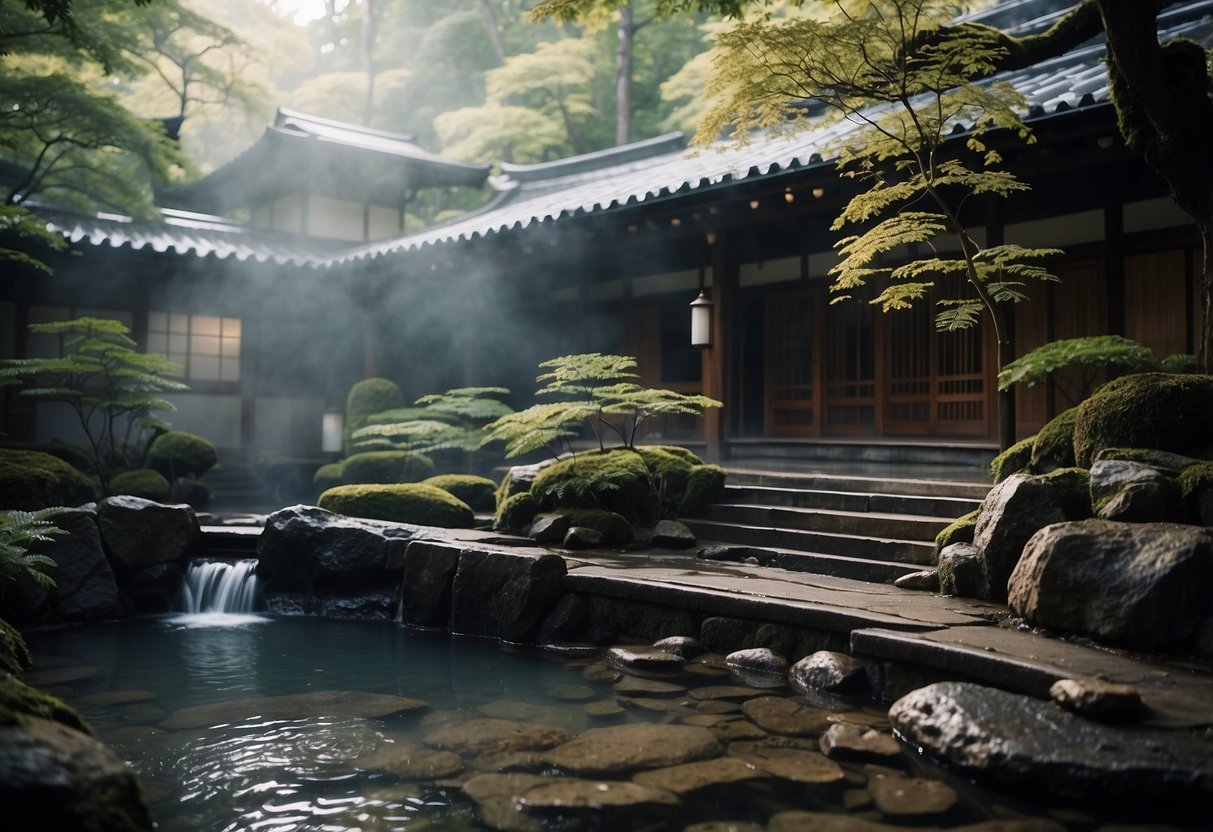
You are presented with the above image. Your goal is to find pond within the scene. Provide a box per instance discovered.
[25,612,1129,831]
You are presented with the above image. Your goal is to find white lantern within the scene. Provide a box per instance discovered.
[321,407,344,454]
[690,289,713,347]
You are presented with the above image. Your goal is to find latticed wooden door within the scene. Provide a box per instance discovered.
[764,290,817,436]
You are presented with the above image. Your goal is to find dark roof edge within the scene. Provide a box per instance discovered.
[499,132,687,183]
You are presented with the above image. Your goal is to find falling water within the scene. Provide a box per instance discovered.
[173,559,264,625]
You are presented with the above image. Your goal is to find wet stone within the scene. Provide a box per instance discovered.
[789,651,868,696]
[844,788,874,810]
[632,756,764,795]
[462,772,547,832]
[697,699,742,715]
[894,569,940,592]
[548,684,595,702]
[544,723,723,775]
[652,635,705,660]
[583,700,625,719]
[471,750,544,773]
[689,685,765,702]
[650,519,697,549]
[616,695,697,717]
[606,645,684,673]
[725,647,788,677]
[709,719,769,743]
[614,677,686,698]
[728,740,846,785]
[477,699,569,725]
[819,723,902,761]
[158,690,428,731]
[356,743,465,779]
[582,662,623,683]
[517,777,680,814]
[741,696,833,736]
[563,526,604,549]
[1048,678,1145,723]
[868,772,959,818]
[423,718,574,757]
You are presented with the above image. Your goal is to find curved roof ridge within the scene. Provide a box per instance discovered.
[499,133,687,183]
[274,107,418,144]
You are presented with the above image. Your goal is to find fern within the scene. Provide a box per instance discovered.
[0,508,65,590]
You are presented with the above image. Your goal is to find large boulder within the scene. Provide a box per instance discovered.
[449,548,567,642]
[1073,373,1213,467]
[889,682,1213,813]
[400,540,461,628]
[936,542,988,598]
[971,474,1065,600]
[1008,520,1213,649]
[1089,459,1178,522]
[96,496,199,611]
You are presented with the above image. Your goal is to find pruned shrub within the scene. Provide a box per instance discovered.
[318,483,473,528]
[146,431,218,480]
[1073,373,1213,467]
[345,378,405,451]
[531,449,657,525]
[421,474,497,512]
[1030,408,1077,473]
[495,491,538,534]
[341,450,435,485]
[678,464,727,516]
[109,468,171,502]
[990,437,1035,483]
[0,449,99,510]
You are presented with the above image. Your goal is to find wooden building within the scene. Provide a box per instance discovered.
[2,1,1208,463]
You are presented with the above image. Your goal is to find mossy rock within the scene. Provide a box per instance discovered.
[0,449,99,509]
[145,431,218,479]
[495,491,538,534]
[1179,461,1213,500]
[341,450,435,485]
[678,464,727,516]
[1030,408,1078,473]
[933,509,979,558]
[0,674,89,732]
[421,474,497,512]
[0,618,31,677]
[531,449,657,525]
[990,437,1035,483]
[549,507,634,546]
[108,469,171,502]
[1042,466,1093,520]
[634,445,703,515]
[318,483,473,528]
[1073,373,1213,467]
[345,377,405,450]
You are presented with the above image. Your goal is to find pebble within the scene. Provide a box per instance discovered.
[582,662,623,683]
[606,646,684,674]
[741,696,834,736]
[544,723,723,775]
[789,651,868,696]
[583,700,625,719]
[1048,678,1145,722]
[632,756,765,795]
[894,569,941,592]
[652,635,706,660]
[819,723,902,761]
[728,741,845,785]
[696,699,742,715]
[867,772,959,817]
[614,677,686,698]
[689,685,765,702]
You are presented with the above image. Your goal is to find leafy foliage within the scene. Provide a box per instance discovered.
[0,317,188,494]
[484,353,721,459]
[0,508,64,591]
[997,335,1162,406]
[352,386,513,457]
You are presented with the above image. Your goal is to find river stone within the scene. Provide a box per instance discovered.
[158,690,428,731]
[1048,678,1145,722]
[462,772,547,832]
[450,548,567,642]
[937,543,989,599]
[741,696,833,736]
[728,741,845,785]
[548,684,595,702]
[708,718,769,743]
[972,474,1066,601]
[563,526,603,549]
[616,696,696,717]
[689,685,765,702]
[888,681,1213,806]
[725,647,787,677]
[13,507,122,623]
[97,495,200,573]
[355,743,464,779]
[583,700,624,719]
[516,777,680,813]
[257,505,410,593]
[893,569,939,592]
[606,645,683,673]
[581,662,622,683]
[0,715,154,832]
[789,651,868,695]
[632,756,764,794]
[477,700,569,725]
[424,718,574,757]
[650,519,696,549]
[1007,520,1213,648]
[652,635,705,659]
[529,513,571,545]
[401,540,460,628]
[614,677,685,698]
[544,723,722,775]
[867,772,958,817]
[1090,460,1178,522]
[819,723,901,761]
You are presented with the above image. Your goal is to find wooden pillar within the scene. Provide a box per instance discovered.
[1104,205,1126,336]
[702,232,735,463]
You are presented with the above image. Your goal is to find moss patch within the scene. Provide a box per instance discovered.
[318,483,473,528]
[340,450,435,485]
[1179,461,1213,501]
[109,469,171,502]
[531,449,657,524]
[548,507,634,546]
[678,464,727,516]
[1042,466,1092,519]
[990,437,1035,483]
[933,509,979,558]
[1073,373,1213,467]
[0,449,99,509]
[0,673,89,732]
[0,617,30,676]
[421,474,497,512]
[1030,408,1077,473]
[494,491,538,534]
[146,431,217,479]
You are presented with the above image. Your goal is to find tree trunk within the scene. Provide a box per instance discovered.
[1200,221,1213,371]
[616,3,634,146]
[478,0,507,64]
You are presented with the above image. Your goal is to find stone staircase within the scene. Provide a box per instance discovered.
[204,455,274,514]
[683,468,991,584]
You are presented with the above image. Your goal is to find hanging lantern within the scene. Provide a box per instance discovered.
[321,406,344,454]
[690,289,713,348]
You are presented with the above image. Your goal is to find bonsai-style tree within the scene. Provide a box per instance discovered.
[696,0,1060,449]
[0,317,188,494]
[483,353,721,458]
[996,335,1164,407]
[351,386,514,455]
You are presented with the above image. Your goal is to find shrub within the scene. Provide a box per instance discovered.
[145,431,218,479]
[1029,408,1078,474]
[313,462,344,495]
[421,474,497,512]
[989,437,1035,483]
[635,445,699,515]
[1073,373,1213,467]
[495,491,538,534]
[678,464,727,516]
[109,469,171,502]
[341,451,435,485]
[345,378,405,450]
[318,483,473,528]
[1042,467,1092,520]
[531,449,657,525]
[0,449,98,509]
[548,507,633,545]
[933,509,979,558]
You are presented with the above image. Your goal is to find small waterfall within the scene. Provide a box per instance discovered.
[176,559,262,617]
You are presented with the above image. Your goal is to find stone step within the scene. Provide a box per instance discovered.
[198,525,261,557]
[727,439,996,468]
[725,469,991,501]
[683,518,936,565]
[721,484,982,519]
[699,503,951,542]
[696,544,924,584]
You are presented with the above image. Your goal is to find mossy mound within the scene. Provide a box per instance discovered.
[1030,408,1078,473]
[345,378,405,450]
[933,509,979,558]
[108,468,171,502]
[421,474,497,512]
[0,673,89,732]
[0,618,31,677]
[318,483,473,528]
[1042,466,1093,519]
[634,445,706,516]
[990,437,1035,483]
[1073,373,1213,467]
[548,507,633,546]
[0,449,99,509]
[532,449,657,525]
[145,431,218,479]
[1,442,95,474]
[494,491,538,534]
[341,450,435,485]
[678,464,727,515]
